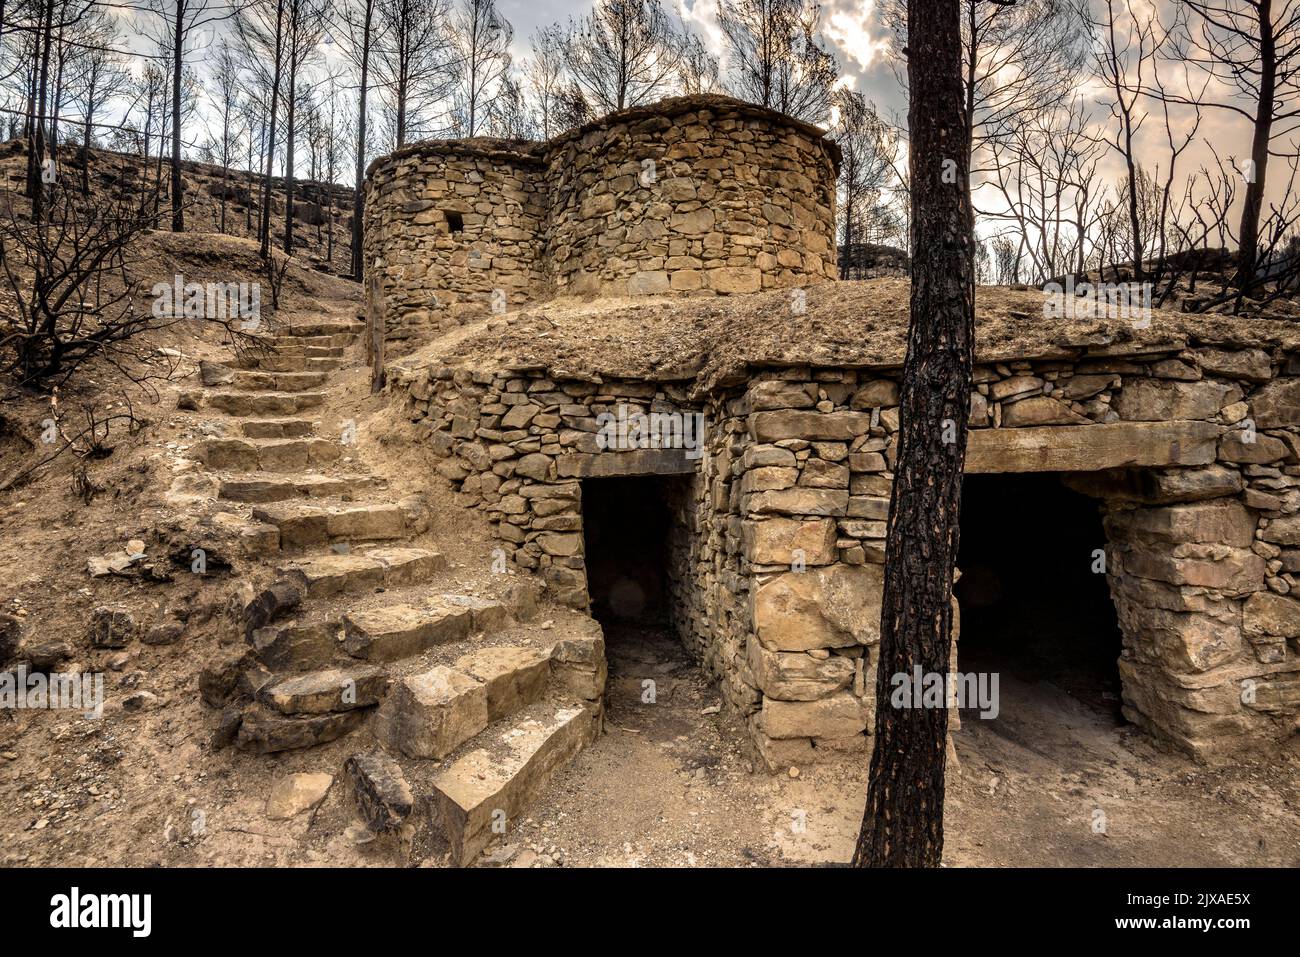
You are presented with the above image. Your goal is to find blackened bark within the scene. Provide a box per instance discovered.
[170,0,185,232]
[283,69,296,254]
[852,0,974,869]
[350,0,374,281]
[259,0,286,258]
[1235,0,1275,291]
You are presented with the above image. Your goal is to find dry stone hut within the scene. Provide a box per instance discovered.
[365,95,1300,771]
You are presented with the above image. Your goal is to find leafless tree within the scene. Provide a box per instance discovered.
[717,0,838,123]
[210,38,241,233]
[0,177,162,387]
[832,88,905,276]
[487,72,532,137]
[522,24,566,139]
[1176,0,1300,288]
[277,0,330,254]
[237,0,287,257]
[562,0,684,114]
[140,0,233,233]
[334,0,386,277]
[373,0,453,147]
[64,8,130,193]
[447,0,512,136]
[677,31,720,95]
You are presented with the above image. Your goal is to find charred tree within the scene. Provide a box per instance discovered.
[852,0,975,869]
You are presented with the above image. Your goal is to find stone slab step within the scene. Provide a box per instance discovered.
[374,665,487,759]
[238,355,343,373]
[258,665,388,715]
[455,646,551,722]
[250,618,340,670]
[252,502,407,549]
[234,704,367,754]
[428,702,599,864]
[206,391,325,417]
[342,602,474,661]
[195,437,339,472]
[279,547,446,598]
[373,649,550,760]
[218,473,374,503]
[240,418,315,439]
[229,370,329,392]
[255,341,346,358]
[278,320,365,338]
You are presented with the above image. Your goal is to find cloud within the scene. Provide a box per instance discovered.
[821,0,888,74]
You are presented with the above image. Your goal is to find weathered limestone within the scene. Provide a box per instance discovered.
[399,304,1300,767]
[345,751,414,833]
[258,666,388,715]
[342,602,475,661]
[454,647,551,720]
[265,773,333,819]
[374,666,488,760]
[428,703,599,864]
[752,564,884,651]
[364,95,839,338]
[965,421,1219,473]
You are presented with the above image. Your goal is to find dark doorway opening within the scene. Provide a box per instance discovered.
[581,475,683,630]
[581,473,697,723]
[954,473,1123,723]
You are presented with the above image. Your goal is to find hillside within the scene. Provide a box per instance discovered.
[0,139,357,276]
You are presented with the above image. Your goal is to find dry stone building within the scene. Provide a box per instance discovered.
[363,95,1300,771]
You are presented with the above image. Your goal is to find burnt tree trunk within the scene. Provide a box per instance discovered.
[170,0,185,232]
[259,0,285,259]
[1235,0,1275,292]
[349,0,374,281]
[852,0,974,869]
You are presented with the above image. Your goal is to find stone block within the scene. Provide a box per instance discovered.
[752,563,884,651]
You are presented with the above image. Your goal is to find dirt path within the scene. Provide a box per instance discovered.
[502,637,1300,868]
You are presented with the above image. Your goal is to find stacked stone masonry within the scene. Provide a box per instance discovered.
[364,96,840,339]
[398,341,1300,769]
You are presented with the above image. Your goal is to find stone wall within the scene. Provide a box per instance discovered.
[541,98,839,296]
[363,141,547,341]
[396,340,1300,767]
[362,96,841,336]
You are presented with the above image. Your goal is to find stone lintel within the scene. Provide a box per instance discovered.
[556,448,698,478]
[965,421,1220,474]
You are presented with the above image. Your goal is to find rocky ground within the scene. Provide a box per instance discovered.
[499,630,1300,868]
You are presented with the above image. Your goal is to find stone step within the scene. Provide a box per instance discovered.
[266,333,356,350]
[249,618,340,671]
[238,354,343,374]
[234,704,367,754]
[258,342,346,358]
[252,502,408,549]
[341,596,507,662]
[206,390,326,417]
[278,320,365,338]
[258,665,388,715]
[428,701,599,865]
[373,648,550,760]
[279,547,447,598]
[195,437,340,472]
[240,418,315,439]
[218,473,375,503]
[229,370,330,392]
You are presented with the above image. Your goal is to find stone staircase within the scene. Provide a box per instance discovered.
[190,315,605,864]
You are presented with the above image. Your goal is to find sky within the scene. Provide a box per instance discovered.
[89,0,1285,258]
